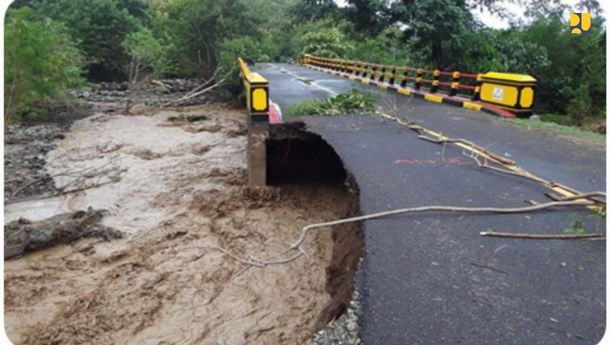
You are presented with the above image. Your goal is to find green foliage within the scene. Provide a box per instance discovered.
[157,0,262,78]
[564,219,587,235]
[20,0,145,80]
[4,7,84,123]
[349,28,409,65]
[301,26,354,58]
[218,38,263,97]
[121,28,168,78]
[567,84,593,127]
[286,89,376,116]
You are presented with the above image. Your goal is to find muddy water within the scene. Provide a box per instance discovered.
[4,105,360,345]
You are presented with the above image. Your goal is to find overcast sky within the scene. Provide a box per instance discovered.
[333,0,608,29]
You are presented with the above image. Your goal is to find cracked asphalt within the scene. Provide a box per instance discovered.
[257,63,606,345]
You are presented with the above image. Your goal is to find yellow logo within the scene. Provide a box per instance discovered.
[570,13,591,34]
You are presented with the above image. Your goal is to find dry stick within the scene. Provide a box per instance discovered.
[545,191,606,204]
[163,78,226,107]
[480,231,604,240]
[417,135,517,166]
[463,150,553,186]
[189,198,598,268]
[182,67,220,98]
[10,161,115,198]
[288,199,595,250]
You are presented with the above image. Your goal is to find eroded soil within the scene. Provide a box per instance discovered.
[4,104,362,345]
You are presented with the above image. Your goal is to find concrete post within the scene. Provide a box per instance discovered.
[247,121,268,186]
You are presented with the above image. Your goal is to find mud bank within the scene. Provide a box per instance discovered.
[5,105,363,345]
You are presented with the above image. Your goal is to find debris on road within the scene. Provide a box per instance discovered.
[480,230,604,240]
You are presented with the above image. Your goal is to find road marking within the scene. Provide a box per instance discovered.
[271,64,338,96]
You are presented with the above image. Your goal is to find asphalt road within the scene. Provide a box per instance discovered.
[257,63,606,345]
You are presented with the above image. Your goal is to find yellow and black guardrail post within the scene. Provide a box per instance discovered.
[238,57,268,186]
[431,69,440,93]
[472,74,483,101]
[401,66,409,88]
[415,68,423,90]
[450,71,460,96]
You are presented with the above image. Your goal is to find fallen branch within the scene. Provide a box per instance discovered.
[288,198,594,250]
[418,135,516,166]
[163,78,225,107]
[480,231,604,240]
[545,191,606,204]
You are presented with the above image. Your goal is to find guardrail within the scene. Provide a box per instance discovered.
[238,57,268,186]
[238,58,270,123]
[303,54,536,117]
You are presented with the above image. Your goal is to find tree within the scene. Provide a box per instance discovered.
[291,0,340,23]
[4,7,84,123]
[301,26,354,58]
[15,0,145,80]
[121,28,169,112]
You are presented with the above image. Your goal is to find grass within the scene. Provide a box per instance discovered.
[285,89,376,116]
[508,117,605,144]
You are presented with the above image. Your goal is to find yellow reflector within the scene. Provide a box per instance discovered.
[520,87,534,108]
[252,88,267,111]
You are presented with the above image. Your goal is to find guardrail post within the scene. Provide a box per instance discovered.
[401,66,409,87]
[415,68,423,89]
[431,69,440,93]
[362,64,369,78]
[389,67,397,85]
[370,65,377,81]
[238,58,269,186]
[472,73,482,100]
[379,66,386,83]
[450,71,460,96]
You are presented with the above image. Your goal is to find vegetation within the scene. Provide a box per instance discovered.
[286,89,377,116]
[5,0,606,128]
[4,7,84,123]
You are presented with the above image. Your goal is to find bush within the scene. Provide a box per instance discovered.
[286,89,376,116]
[4,7,84,123]
[567,83,592,127]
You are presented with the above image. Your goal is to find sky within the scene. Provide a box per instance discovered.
[333,0,608,29]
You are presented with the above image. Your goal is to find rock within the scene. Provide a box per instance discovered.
[530,114,541,120]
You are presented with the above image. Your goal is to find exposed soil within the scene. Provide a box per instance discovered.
[4,103,363,344]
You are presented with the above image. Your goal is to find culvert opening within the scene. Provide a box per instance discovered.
[267,122,364,330]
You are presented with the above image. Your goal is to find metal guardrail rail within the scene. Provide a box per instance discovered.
[303,54,536,117]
